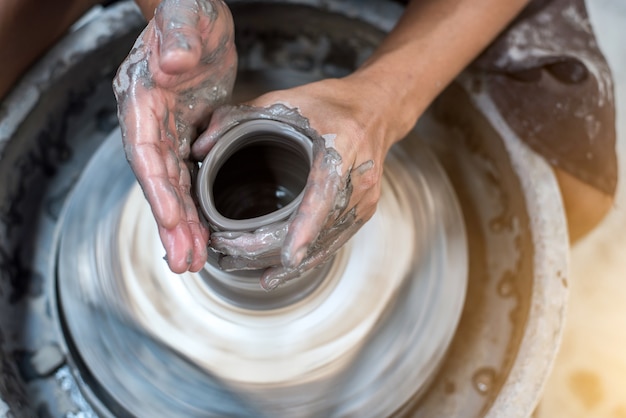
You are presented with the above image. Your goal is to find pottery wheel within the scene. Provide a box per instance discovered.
[56,126,467,417]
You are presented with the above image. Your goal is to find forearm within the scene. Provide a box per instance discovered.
[348,0,530,145]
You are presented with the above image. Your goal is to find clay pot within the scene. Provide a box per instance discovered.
[196,119,313,232]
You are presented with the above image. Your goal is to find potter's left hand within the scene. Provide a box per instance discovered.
[113,0,237,273]
[193,76,408,290]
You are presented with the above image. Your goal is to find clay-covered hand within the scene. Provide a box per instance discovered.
[113,0,237,273]
[193,77,404,290]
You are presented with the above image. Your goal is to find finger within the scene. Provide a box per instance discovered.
[341,159,378,223]
[219,253,282,272]
[282,145,346,268]
[192,105,246,159]
[155,0,203,74]
[192,104,306,159]
[179,164,209,272]
[123,100,207,272]
[159,223,194,273]
[152,156,208,273]
[157,195,207,273]
[210,222,288,257]
[189,220,209,271]
[121,99,184,230]
[261,210,362,290]
[135,148,208,273]
[128,140,184,230]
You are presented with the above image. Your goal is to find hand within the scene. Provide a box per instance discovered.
[193,77,407,290]
[113,0,237,273]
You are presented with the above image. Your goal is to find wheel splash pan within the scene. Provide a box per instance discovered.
[0,1,568,417]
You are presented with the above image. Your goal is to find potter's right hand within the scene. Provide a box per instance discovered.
[113,0,237,273]
[194,77,409,290]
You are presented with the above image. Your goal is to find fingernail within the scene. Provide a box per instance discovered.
[261,277,282,292]
[285,246,307,269]
[293,247,308,267]
[218,231,243,239]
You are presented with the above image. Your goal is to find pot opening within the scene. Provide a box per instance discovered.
[212,133,310,220]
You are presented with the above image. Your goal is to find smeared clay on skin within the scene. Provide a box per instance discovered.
[322,133,337,147]
[219,253,283,272]
[260,208,362,291]
[198,104,361,290]
[212,222,288,258]
[353,160,375,176]
[112,0,237,273]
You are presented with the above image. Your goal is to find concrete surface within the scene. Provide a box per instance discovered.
[535,0,626,417]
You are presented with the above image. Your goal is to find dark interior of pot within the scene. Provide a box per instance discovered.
[0,1,562,417]
[212,138,309,219]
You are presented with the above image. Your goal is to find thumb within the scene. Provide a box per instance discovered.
[191,105,243,159]
[154,0,203,74]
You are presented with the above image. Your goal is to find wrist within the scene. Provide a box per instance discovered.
[344,64,426,146]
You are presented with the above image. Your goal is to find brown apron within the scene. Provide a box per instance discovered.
[474,0,617,195]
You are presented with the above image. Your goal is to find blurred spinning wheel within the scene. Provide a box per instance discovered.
[0,1,568,417]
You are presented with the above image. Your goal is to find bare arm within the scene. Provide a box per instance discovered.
[349,0,531,149]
